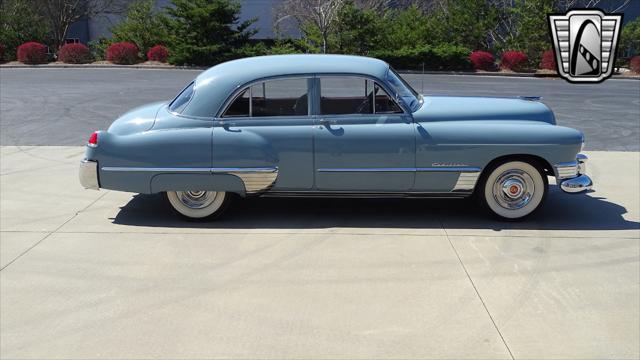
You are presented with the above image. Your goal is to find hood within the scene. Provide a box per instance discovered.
[413,96,556,125]
[107,101,166,135]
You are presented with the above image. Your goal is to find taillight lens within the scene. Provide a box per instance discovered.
[88,131,98,147]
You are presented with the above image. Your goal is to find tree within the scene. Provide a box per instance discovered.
[165,0,257,66]
[496,0,554,64]
[619,18,640,57]
[0,0,49,60]
[36,0,128,51]
[274,0,345,54]
[110,0,169,55]
[333,1,382,54]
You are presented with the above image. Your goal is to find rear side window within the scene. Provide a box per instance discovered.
[169,82,194,113]
[223,78,309,117]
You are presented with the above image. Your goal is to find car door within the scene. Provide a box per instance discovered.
[313,76,415,191]
[212,76,314,191]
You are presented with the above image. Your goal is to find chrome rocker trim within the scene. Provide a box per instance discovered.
[557,154,593,194]
[79,159,99,190]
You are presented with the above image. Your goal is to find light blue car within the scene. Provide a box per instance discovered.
[80,54,592,220]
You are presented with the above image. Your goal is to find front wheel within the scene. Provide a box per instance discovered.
[477,160,548,220]
[165,191,232,220]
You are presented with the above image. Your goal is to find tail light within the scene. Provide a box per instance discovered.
[88,131,98,147]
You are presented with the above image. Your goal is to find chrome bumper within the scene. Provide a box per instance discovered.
[79,159,99,190]
[557,154,592,194]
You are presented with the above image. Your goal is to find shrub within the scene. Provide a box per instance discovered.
[106,42,139,64]
[16,42,48,64]
[469,50,495,71]
[631,56,640,74]
[88,37,112,61]
[146,45,169,62]
[58,43,92,64]
[371,44,471,71]
[540,50,556,70]
[500,51,528,71]
[0,43,5,62]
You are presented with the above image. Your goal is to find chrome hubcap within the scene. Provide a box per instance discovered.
[493,170,535,210]
[176,191,218,209]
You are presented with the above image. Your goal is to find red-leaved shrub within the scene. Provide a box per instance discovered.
[147,45,169,62]
[0,43,5,62]
[540,50,556,70]
[500,51,528,71]
[106,42,139,64]
[58,43,91,64]
[630,56,640,74]
[17,42,48,64]
[470,51,495,71]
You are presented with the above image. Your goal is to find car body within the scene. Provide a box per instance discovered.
[80,54,592,220]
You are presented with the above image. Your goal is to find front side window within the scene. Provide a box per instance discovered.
[169,82,195,113]
[320,76,403,115]
[223,78,309,117]
[386,68,421,111]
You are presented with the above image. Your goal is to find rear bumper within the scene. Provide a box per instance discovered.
[557,154,592,194]
[79,159,99,190]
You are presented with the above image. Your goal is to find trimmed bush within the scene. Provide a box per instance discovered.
[631,56,640,73]
[106,42,139,64]
[0,43,5,62]
[540,50,556,70]
[146,45,169,62]
[470,51,495,71]
[58,43,91,64]
[371,44,471,71]
[17,42,48,64]
[500,51,528,71]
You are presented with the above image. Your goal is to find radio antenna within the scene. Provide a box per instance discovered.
[421,62,425,94]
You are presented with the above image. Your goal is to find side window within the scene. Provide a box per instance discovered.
[374,83,403,114]
[169,82,194,113]
[223,78,308,117]
[320,77,403,115]
[224,88,250,117]
[320,77,373,115]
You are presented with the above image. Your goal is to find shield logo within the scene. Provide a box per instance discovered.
[548,9,623,83]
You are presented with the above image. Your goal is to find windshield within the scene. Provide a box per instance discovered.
[169,82,194,113]
[386,68,421,112]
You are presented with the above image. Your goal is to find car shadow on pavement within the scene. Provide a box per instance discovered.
[111,186,640,231]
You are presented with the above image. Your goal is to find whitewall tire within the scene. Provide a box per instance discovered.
[165,191,231,219]
[478,161,547,220]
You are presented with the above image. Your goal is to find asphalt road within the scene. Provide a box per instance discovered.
[1,68,639,150]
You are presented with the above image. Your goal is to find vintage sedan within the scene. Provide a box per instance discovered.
[80,54,592,220]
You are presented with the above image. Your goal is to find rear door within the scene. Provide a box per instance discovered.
[212,77,314,190]
[313,76,415,191]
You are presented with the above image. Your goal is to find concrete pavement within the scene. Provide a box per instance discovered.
[0,146,638,359]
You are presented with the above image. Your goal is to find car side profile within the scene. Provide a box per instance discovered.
[80,54,592,220]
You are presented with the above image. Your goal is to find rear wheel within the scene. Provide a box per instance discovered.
[477,160,548,220]
[165,191,232,220]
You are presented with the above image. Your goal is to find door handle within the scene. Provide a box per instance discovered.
[218,120,236,127]
[319,119,337,126]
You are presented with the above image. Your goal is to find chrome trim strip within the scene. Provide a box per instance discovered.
[317,167,481,173]
[102,167,211,173]
[262,191,470,199]
[554,161,579,179]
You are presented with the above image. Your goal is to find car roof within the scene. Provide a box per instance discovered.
[184,54,390,117]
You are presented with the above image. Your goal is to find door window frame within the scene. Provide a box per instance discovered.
[218,75,314,119]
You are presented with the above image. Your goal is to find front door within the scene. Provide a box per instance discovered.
[314,76,415,191]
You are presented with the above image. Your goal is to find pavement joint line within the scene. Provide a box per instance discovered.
[0,190,110,272]
[439,218,516,360]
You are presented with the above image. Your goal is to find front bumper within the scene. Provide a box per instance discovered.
[79,159,99,190]
[556,154,592,194]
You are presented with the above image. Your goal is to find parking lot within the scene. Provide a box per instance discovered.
[1,69,639,359]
